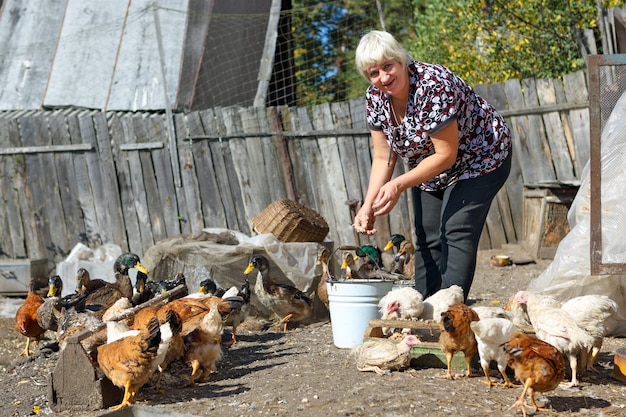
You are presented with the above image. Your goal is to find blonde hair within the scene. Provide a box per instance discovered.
[355,30,410,80]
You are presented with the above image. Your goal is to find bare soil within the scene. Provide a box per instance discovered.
[1,248,625,417]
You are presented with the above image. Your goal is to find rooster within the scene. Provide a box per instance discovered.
[513,291,594,387]
[470,317,517,388]
[438,303,480,379]
[503,332,565,417]
[352,334,421,375]
[97,316,162,410]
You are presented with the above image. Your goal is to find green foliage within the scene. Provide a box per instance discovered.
[411,0,624,85]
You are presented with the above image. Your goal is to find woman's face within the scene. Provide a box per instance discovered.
[367,59,408,98]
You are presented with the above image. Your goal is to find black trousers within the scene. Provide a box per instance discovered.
[412,152,512,302]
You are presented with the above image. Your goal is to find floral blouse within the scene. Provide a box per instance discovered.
[366,60,512,191]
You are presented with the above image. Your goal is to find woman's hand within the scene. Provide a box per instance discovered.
[353,206,377,235]
[371,180,401,216]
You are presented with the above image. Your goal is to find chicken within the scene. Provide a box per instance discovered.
[183,300,224,386]
[419,285,464,321]
[560,294,618,371]
[56,307,103,353]
[503,332,565,417]
[513,290,594,387]
[244,255,312,331]
[438,302,480,379]
[154,309,184,391]
[97,316,162,409]
[14,282,45,356]
[504,292,560,328]
[471,305,513,321]
[352,334,421,375]
[101,297,133,323]
[223,278,251,344]
[315,246,330,311]
[469,317,517,387]
[377,287,424,335]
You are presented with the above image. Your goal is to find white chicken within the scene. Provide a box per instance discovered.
[378,287,424,335]
[470,317,517,388]
[419,285,464,321]
[471,305,513,321]
[560,294,618,372]
[504,292,560,328]
[352,334,421,375]
[513,290,594,387]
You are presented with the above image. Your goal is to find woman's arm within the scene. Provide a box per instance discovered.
[371,119,459,216]
[353,129,395,234]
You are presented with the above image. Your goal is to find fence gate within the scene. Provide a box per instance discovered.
[587,54,626,275]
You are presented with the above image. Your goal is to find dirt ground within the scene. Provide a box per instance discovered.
[1,248,625,417]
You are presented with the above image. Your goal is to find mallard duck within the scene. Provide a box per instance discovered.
[153,273,188,298]
[394,240,415,279]
[244,255,312,331]
[340,252,362,279]
[223,278,251,344]
[355,244,384,275]
[76,267,108,295]
[83,252,146,319]
[315,246,330,310]
[131,270,160,305]
[383,233,408,274]
[36,275,66,332]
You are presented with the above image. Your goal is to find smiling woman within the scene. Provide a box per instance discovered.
[352,30,513,304]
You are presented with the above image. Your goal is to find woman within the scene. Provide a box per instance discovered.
[352,30,512,301]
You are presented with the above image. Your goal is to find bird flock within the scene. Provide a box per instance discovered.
[13,241,621,415]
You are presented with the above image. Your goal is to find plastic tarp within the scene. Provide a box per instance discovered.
[527,91,626,336]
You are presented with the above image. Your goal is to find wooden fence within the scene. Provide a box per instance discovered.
[0,70,589,273]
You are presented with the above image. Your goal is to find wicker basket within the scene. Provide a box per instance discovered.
[252,199,329,242]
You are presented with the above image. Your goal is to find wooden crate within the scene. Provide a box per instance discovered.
[522,184,579,259]
[0,258,48,295]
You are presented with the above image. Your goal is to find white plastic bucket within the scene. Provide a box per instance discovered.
[326,279,393,348]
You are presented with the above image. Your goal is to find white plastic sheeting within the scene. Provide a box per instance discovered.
[527,91,626,335]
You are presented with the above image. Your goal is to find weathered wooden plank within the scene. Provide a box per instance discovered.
[536,79,576,182]
[0,116,26,257]
[43,0,128,109]
[78,112,118,247]
[173,113,204,234]
[185,111,227,229]
[198,108,246,232]
[92,112,128,249]
[107,114,141,253]
[521,78,557,183]
[131,114,166,243]
[562,71,590,178]
[312,103,353,246]
[107,0,188,111]
[0,0,65,110]
[48,111,86,253]
[240,106,283,209]
[120,114,154,253]
[225,107,266,228]
[66,113,100,249]
[17,113,53,260]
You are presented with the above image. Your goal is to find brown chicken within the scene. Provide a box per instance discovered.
[97,316,162,409]
[183,300,224,386]
[438,302,480,379]
[14,282,45,356]
[503,332,565,417]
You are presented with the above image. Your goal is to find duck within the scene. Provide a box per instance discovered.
[222,278,251,344]
[340,251,362,279]
[76,267,108,295]
[315,246,331,310]
[82,252,146,319]
[36,275,85,332]
[244,255,312,331]
[383,234,415,278]
[131,270,159,306]
[355,245,402,280]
